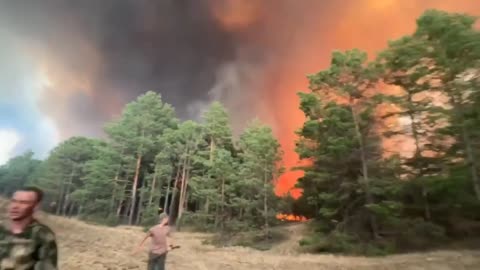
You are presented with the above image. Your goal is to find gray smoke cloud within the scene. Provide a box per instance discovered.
[0,0,336,161]
[0,0,244,138]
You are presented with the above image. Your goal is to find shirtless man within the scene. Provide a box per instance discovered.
[0,187,58,270]
[133,213,173,270]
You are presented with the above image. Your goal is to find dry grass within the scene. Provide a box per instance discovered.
[1,199,480,269]
[39,216,480,270]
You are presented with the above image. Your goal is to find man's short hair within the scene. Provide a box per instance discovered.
[159,212,169,222]
[17,186,44,203]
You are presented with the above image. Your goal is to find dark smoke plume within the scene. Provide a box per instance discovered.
[4,0,475,194]
[0,0,240,137]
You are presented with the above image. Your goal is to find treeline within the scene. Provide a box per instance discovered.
[2,8,480,256]
[295,10,480,254]
[0,96,283,237]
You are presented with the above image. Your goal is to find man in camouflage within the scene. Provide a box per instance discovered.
[0,187,58,270]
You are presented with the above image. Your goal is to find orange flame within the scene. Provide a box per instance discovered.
[276,213,308,222]
[210,1,480,199]
[209,0,260,32]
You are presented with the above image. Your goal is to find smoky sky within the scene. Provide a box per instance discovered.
[0,0,241,137]
[1,0,478,193]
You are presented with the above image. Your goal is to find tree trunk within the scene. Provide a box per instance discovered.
[116,180,128,218]
[111,146,126,213]
[205,198,210,214]
[220,176,225,231]
[111,168,122,213]
[61,196,69,217]
[421,187,431,220]
[350,102,378,238]
[462,123,480,200]
[164,165,180,212]
[125,197,132,223]
[184,191,190,213]
[129,154,143,225]
[209,139,215,161]
[406,93,431,220]
[56,184,64,216]
[206,138,214,218]
[214,204,219,230]
[148,166,158,209]
[68,203,76,217]
[116,201,123,218]
[136,185,146,225]
[177,155,189,221]
[181,160,191,213]
[62,166,76,216]
[450,93,480,201]
[407,93,422,156]
[169,163,182,222]
[263,168,269,239]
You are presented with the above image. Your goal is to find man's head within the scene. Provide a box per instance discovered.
[159,212,169,225]
[7,186,44,221]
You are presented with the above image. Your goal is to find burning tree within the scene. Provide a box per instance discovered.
[296,49,394,242]
[295,10,480,255]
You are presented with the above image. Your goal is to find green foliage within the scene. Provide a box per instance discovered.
[0,93,284,239]
[295,9,480,255]
[2,9,479,256]
[300,231,357,254]
[140,206,161,228]
[0,151,41,196]
[33,137,101,215]
[203,101,233,148]
[394,218,447,251]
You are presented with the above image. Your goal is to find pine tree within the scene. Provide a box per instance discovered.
[238,119,283,238]
[305,49,382,238]
[105,91,177,224]
[0,151,41,196]
[35,137,100,216]
[198,102,234,224]
[415,10,480,201]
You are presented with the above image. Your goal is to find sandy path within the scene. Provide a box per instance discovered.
[35,215,480,270]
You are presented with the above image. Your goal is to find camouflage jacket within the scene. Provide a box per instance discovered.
[0,220,58,270]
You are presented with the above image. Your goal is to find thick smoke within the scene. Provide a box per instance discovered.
[0,0,239,138]
[0,33,59,159]
[0,0,478,193]
[0,0,338,139]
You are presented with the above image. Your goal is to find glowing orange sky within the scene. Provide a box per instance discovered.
[25,0,480,198]
[220,0,480,198]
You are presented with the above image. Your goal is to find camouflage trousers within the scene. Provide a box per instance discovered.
[147,253,166,270]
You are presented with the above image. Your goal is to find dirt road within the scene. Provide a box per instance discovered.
[37,215,480,270]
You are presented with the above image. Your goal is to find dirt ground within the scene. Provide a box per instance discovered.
[36,214,480,270]
[0,196,479,270]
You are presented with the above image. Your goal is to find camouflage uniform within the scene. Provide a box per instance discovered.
[0,220,58,270]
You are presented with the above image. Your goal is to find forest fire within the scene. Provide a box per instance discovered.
[276,213,308,222]
[5,0,477,206]
[209,0,480,201]
[209,0,260,32]
[2,3,480,260]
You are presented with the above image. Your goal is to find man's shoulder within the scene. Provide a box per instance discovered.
[149,224,170,232]
[0,221,8,237]
[31,220,56,241]
[149,224,161,232]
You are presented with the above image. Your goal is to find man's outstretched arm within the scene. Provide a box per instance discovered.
[132,232,152,255]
